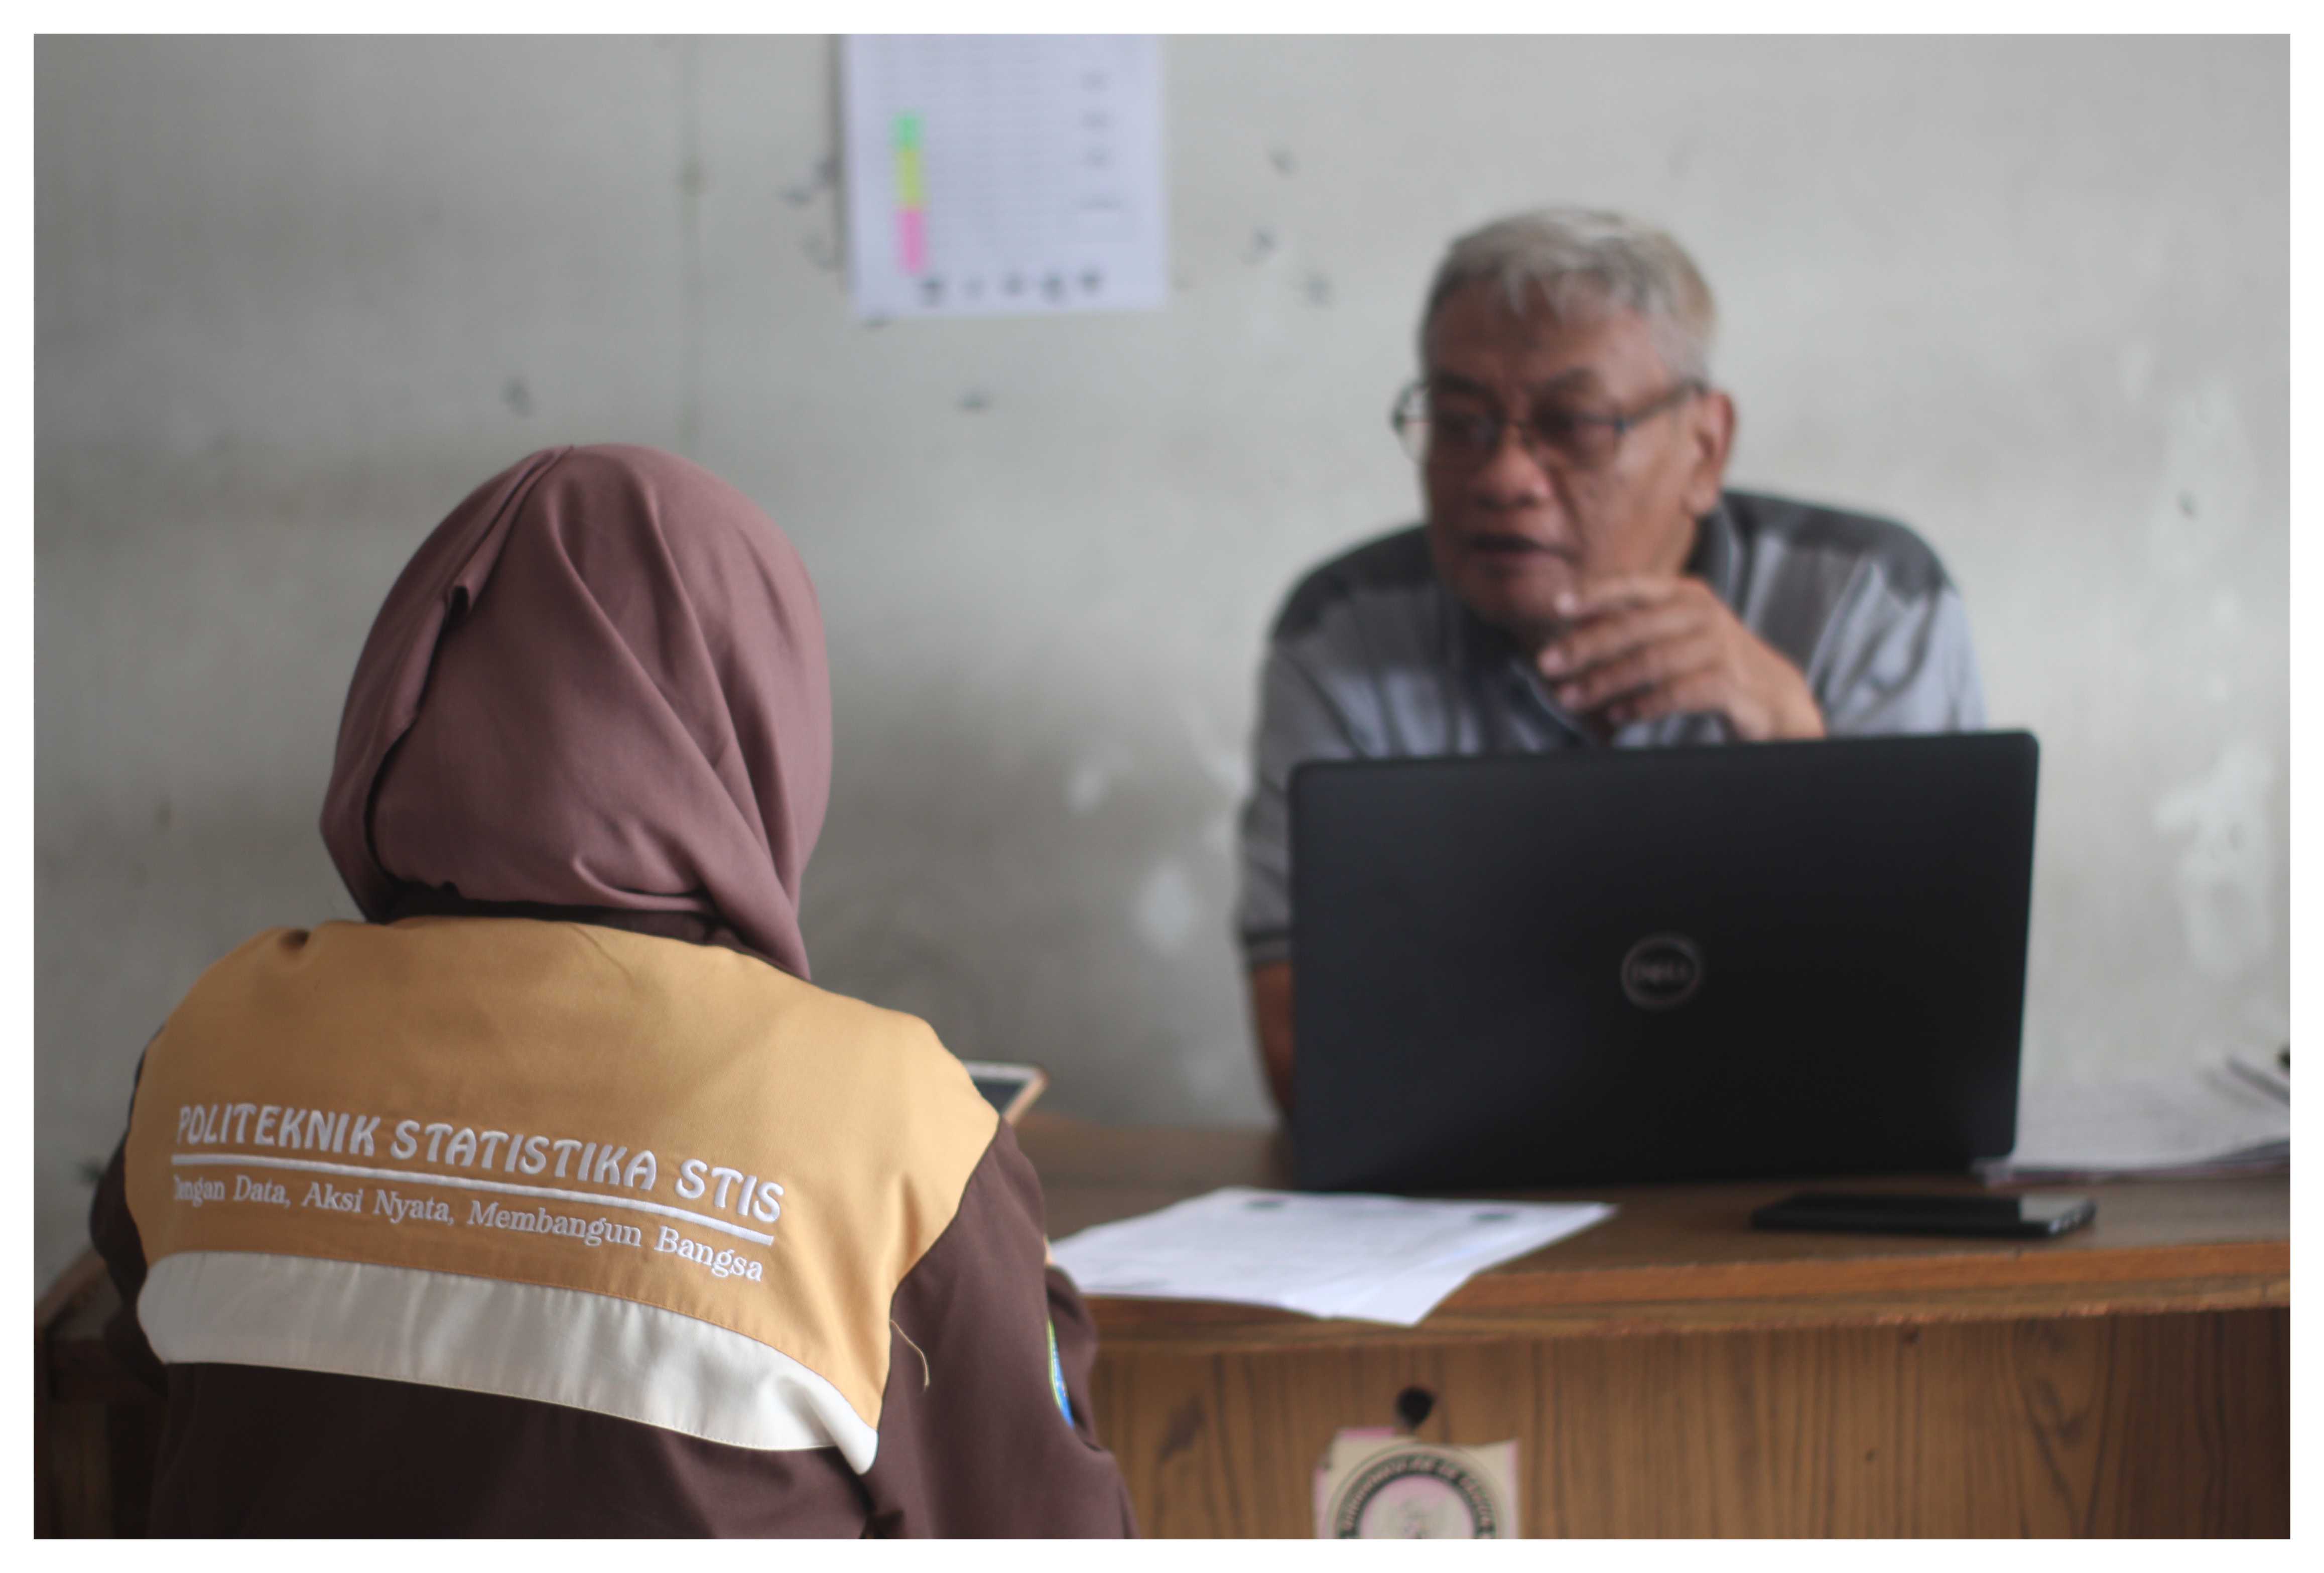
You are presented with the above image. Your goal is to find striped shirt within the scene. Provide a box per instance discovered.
[1236,490,1986,968]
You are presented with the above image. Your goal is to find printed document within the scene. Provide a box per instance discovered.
[1051,1187,1613,1327]
[1980,1056,2288,1183]
[841,36,1167,320]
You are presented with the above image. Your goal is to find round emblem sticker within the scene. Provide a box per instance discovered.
[1326,1444,1507,1538]
[1620,933,1704,1010]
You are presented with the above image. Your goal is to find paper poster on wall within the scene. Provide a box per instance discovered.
[840,35,1167,320]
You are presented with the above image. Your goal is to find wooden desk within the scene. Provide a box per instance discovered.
[1016,1117,2290,1537]
[36,1120,2291,1537]
[36,1252,162,1536]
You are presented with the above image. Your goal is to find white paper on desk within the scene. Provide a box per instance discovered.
[1981,1061,2289,1182]
[1050,1187,1614,1327]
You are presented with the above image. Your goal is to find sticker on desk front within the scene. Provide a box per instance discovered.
[1314,1431,1519,1538]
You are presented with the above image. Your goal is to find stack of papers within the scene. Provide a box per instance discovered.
[1979,1054,2289,1184]
[1050,1187,1614,1327]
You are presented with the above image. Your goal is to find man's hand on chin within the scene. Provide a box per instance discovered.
[1532,574,1827,741]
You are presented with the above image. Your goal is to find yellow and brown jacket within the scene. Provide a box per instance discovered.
[89,915,1136,1536]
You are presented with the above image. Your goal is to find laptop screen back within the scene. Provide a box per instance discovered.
[1288,733,2038,1192]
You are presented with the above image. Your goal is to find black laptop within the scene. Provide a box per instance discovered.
[1288,732,2038,1192]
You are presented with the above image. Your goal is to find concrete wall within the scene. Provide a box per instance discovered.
[35,36,2288,1282]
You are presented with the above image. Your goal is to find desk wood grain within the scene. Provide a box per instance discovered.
[34,1117,2289,1537]
[1018,1117,2290,1537]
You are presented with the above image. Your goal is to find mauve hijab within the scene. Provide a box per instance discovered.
[320,444,832,979]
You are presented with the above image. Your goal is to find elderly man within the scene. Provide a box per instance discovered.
[1237,208,1985,1115]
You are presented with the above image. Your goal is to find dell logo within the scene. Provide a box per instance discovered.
[1621,934,1704,1010]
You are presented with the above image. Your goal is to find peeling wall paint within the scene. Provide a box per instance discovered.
[1134,860,1201,955]
[2154,741,2276,981]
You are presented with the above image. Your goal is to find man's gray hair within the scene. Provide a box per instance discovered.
[1421,207,1718,382]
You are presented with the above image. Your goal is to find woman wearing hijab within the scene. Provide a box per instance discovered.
[86,445,1137,1537]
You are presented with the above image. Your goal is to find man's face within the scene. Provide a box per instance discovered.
[1418,282,1731,646]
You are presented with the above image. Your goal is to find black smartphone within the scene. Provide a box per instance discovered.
[1750,1191,2095,1239]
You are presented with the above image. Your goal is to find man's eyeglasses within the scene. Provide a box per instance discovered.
[1391,378,1705,471]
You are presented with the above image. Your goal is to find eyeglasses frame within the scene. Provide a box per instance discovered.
[1390,376,1707,470]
